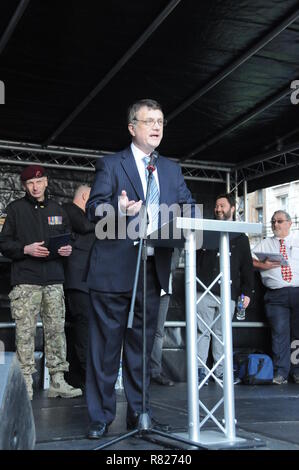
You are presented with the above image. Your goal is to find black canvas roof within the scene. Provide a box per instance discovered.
[1,0,299,191]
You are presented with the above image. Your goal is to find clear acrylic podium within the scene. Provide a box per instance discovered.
[148,217,262,447]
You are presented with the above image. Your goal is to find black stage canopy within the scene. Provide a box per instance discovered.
[1,0,299,192]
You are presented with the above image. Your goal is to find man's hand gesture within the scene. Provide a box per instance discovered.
[119,190,142,216]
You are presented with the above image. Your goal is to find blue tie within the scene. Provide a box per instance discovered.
[143,156,160,231]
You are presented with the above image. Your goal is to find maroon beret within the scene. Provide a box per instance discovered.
[20,165,46,182]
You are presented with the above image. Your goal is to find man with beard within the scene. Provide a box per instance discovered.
[252,210,299,384]
[196,193,254,384]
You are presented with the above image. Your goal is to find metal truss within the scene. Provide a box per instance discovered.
[1,139,298,184]
[235,142,299,182]
[0,140,106,172]
[238,153,299,182]
[0,140,233,181]
[0,149,96,172]
[178,163,230,183]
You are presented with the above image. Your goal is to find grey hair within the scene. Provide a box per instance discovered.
[127,99,163,125]
[272,210,291,221]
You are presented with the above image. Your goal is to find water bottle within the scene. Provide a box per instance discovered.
[236,293,246,321]
[115,360,123,390]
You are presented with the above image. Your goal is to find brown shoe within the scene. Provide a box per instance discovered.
[151,373,174,386]
[48,372,82,398]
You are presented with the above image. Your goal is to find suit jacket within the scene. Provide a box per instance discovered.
[62,202,95,293]
[86,147,195,293]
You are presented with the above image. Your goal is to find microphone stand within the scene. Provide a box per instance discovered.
[94,154,205,451]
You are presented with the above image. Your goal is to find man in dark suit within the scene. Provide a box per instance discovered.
[85,98,195,439]
[63,185,95,390]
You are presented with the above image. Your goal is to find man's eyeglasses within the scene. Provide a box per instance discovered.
[133,118,167,128]
[271,219,288,224]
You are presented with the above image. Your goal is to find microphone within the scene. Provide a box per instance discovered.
[147,151,159,174]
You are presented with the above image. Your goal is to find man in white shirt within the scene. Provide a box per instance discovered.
[253,210,299,384]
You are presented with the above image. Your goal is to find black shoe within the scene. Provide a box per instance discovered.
[151,373,175,386]
[87,421,108,439]
[127,414,170,432]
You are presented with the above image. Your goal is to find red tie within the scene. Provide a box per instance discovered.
[279,239,292,283]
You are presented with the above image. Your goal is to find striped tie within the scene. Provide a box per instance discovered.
[279,238,292,282]
[144,156,160,231]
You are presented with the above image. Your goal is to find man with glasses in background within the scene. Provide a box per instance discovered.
[85,98,195,439]
[253,210,299,384]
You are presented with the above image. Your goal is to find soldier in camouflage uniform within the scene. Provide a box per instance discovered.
[0,165,82,400]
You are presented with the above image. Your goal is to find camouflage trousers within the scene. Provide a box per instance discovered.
[9,284,69,376]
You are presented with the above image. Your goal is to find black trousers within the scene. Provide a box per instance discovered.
[86,258,161,425]
[65,290,90,387]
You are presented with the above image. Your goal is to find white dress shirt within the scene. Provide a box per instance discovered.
[131,143,160,255]
[131,143,160,200]
[252,231,299,289]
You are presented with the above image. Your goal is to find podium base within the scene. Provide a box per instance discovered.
[174,430,262,449]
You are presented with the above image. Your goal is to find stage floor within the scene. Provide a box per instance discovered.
[32,380,299,451]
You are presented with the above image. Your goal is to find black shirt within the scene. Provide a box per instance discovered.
[62,202,95,293]
[196,233,254,301]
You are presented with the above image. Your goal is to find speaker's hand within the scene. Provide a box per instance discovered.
[119,190,142,216]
